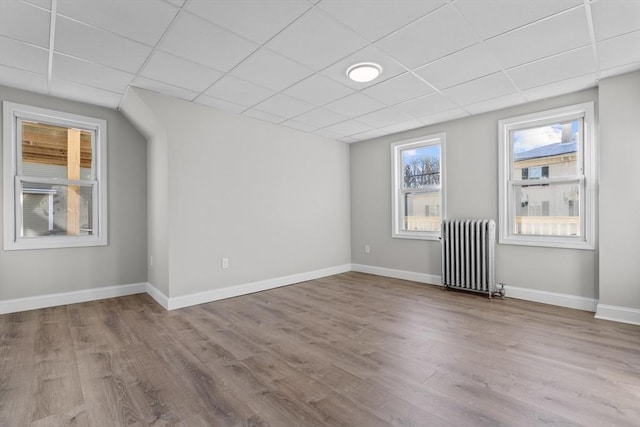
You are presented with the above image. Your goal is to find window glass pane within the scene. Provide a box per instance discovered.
[513,182,580,236]
[404,191,441,232]
[21,121,93,180]
[21,182,93,237]
[512,119,580,180]
[402,144,440,189]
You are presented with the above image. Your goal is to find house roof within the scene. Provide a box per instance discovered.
[515,141,577,161]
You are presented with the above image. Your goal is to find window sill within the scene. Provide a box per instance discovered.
[498,235,594,250]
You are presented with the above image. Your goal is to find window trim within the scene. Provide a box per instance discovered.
[391,133,446,241]
[3,101,108,250]
[498,102,596,250]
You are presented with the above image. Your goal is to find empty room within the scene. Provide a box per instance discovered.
[1,0,639,425]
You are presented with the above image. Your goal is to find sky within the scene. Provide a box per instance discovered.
[402,145,440,165]
[513,119,579,153]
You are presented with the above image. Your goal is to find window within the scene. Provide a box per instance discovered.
[3,102,107,250]
[498,102,595,249]
[391,133,445,240]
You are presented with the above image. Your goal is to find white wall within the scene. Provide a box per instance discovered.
[0,85,148,301]
[124,89,351,300]
[351,89,599,300]
[598,71,640,314]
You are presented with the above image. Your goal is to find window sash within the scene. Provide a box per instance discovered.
[391,133,445,240]
[498,102,595,250]
[3,101,107,250]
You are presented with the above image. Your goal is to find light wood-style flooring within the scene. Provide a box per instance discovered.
[1,272,639,426]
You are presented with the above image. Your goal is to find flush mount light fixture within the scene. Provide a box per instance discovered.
[346,62,382,83]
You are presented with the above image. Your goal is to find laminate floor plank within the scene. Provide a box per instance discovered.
[1,272,639,426]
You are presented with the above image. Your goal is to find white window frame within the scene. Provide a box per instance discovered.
[391,133,446,240]
[3,101,108,250]
[498,102,596,250]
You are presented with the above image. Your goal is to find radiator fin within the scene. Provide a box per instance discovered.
[441,219,497,297]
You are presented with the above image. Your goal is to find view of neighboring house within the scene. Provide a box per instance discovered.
[513,122,580,236]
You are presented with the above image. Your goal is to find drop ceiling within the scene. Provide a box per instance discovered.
[1,0,639,143]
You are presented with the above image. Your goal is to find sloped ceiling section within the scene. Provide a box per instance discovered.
[1,0,639,143]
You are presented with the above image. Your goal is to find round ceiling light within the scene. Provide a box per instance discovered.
[346,62,382,83]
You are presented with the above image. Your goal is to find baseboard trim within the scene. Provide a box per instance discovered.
[351,263,441,286]
[167,264,352,310]
[503,285,598,312]
[351,264,600,313]
[0,282,147,314]
[594,304,640,325]
[145,282,169,310]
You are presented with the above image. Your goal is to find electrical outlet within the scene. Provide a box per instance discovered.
[221,258,229,269]
[364,245,370,254]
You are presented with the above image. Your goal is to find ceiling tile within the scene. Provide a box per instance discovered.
[205,75,275,107]
[53,53,134,93]
[281,119,318,133]
[599,61,640,79]
[591,0,640,42]
[160,12,258,72]
[292,108,348,128]
[56,0,178,46]
[142,51,223,93]
[318,0,445,42]
[266,8,369,71]
[254,93,315,118]
[414,44,502,89]
[463,93,526,115]
[379,118,426,135]
[374,4,477,69]
[50,79,122,109]
[597,31,640,71]
[355,107,412,128]
[324,93,386,118]
[394,93,458,118]
[508,47,596,90]
[521,73,597,102]
[194,94,246,114]
[323,119,372,137]
[484,7,591,69]
[350,128,386,141]
[242,108,286,124]
[24,0,51,10]
[132,77,198,101]
[454,0,583,40]
[0,65,48,93]
[320,45,407,90]
[55,16,151,73]
[186,0,311,44]
[283,74,354,107]
[0,36,48,75]
[362,72,435,106]
[312,128,341,140]
[230,48,312,91]
[442,72,517,106]
[0,0,51,48]
[418,108,469,126]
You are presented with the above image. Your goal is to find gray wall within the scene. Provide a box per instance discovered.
[599,71,640,310]
[120,88,170,296]
[351,88,599,299]
[125,89,351,298]
[0,85,148,300]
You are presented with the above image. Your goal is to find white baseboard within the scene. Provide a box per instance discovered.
[167,264,352,310]
[595,304,640,325]
[351,263,441,286]
[0,282,147,314]
[145,282,169,310]
[351,264,600,313]
[503,285,598,312]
